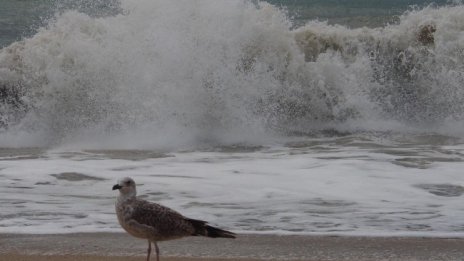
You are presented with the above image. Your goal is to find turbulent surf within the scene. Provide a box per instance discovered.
[0,0,463,148]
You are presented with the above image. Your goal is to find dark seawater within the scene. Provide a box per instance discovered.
[0,0,48,47]
[269,0,451,27]
[0,0,452,47]
[0,0,119,48]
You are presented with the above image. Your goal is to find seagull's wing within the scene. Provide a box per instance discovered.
[130,198,195,239]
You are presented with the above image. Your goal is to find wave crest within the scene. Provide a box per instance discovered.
[1,1,464,148]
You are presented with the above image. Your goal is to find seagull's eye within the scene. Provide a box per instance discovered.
[125,181,131,185]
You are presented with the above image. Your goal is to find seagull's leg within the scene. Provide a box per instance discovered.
[147,240,152,261]
[154,242,160,261]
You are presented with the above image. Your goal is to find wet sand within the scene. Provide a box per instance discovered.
[0,255,256,261]
[1,233,464,260]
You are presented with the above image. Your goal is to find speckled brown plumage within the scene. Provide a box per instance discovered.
[116,197,196,241]
[113,177,235,261]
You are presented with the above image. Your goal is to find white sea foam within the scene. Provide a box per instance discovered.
[1,1,464,236]
[0,1,463,148]
[1,135,464,236]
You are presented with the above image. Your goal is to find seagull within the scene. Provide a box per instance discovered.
[112,177,235,261]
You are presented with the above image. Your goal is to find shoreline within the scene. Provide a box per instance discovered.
[2,233,464,260]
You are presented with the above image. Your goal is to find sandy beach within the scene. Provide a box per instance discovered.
[2,233,464,261]
[0,256,251,261]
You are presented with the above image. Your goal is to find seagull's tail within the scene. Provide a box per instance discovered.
[186,218,236,238]
[204,224,236,238]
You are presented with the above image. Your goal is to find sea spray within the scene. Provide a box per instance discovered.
[3,0,464,237]
[0,0,463,148]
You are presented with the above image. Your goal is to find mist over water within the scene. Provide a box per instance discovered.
[0,0,464,149]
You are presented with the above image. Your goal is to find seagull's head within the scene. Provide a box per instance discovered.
[113,177,137,197]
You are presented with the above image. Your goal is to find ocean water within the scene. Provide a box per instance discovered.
[1,0,464,236]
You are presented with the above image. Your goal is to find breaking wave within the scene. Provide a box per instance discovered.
[1,0,464,148]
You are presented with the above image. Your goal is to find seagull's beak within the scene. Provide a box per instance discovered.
[112,184,122,190]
